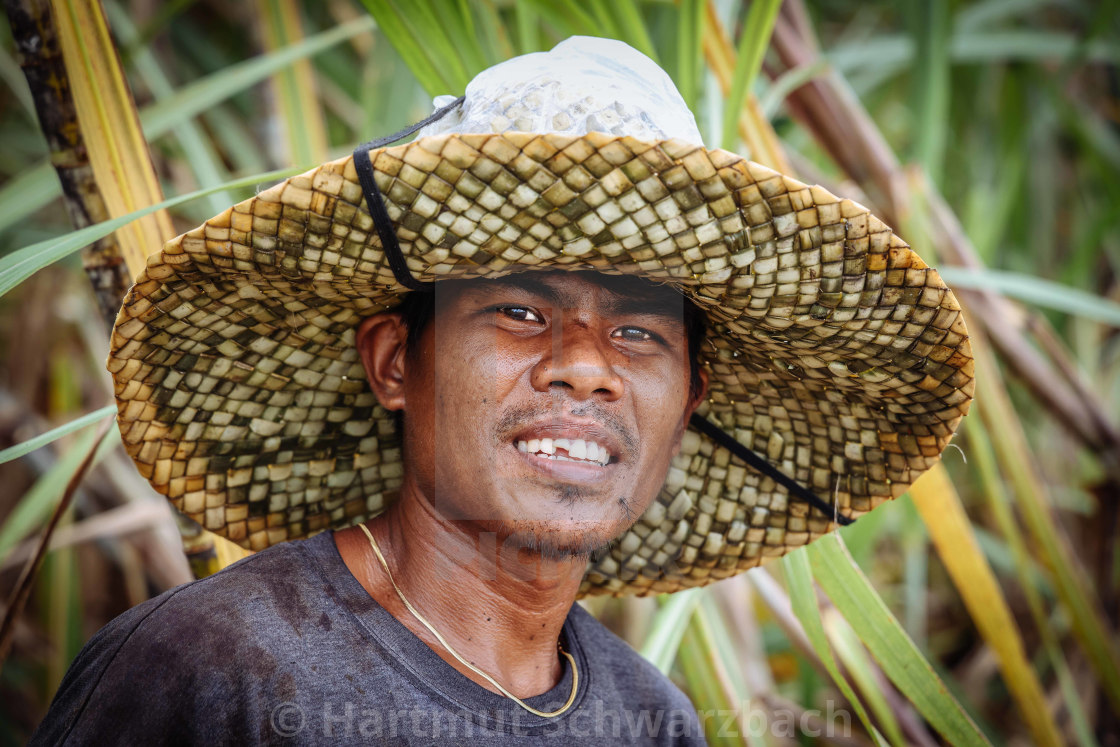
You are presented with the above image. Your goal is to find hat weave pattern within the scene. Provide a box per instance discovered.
[108,131,973,596]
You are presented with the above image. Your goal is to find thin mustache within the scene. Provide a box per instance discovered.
[496,400,638,455]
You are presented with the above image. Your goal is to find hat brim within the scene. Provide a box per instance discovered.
[108,131,973,596]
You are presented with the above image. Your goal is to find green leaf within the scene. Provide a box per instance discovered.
[912,465,1065,746]
[0,167,301,298]
[0,165,59,243]
[258,0,331,166]
[527,0,597,38]
[807,534,992,746]
[783,551,890,746]
[0,426,120,565]
[584,1,623,41]
[445,0,492,74]
[828,32,1119,77]
[638,588,703,674]
[142,16,375,137]
[954,0,1055,29]
[909,0,951,186]
[828,619,907,746]
[937,266,1120,327]
[720,0,782,151]
[605,0,658,63]
[966,419,1100,747]
[677,600,752,746]
[356,0,463,94]
[675,622,729,744]
[0,16,375,241]
[0,39,36,118]
[0,406,117,467]
[107,2,233,217]
[675,0,705,111]
[396,0,473,87]
[513,2,541,54]
[973,354,1120,715]
[759,58,829,118]
[469,0,511,66]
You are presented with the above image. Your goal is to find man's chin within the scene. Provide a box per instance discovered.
[500,524,621,563]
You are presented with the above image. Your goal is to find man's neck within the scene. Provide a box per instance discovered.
[334,489,585,698]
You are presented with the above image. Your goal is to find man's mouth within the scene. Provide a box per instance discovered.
[515,437,612,467]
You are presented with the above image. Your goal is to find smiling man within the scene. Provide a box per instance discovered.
[33,37,974,744]
[331,269,709,735]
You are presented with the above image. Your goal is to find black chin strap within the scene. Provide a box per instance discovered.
[689,413,853,525]
[351,102,854,528]
[352,95,464,292]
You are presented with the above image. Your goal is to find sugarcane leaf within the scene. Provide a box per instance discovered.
[51,0,174,273]
[965,418,1100,747]
[106,3,233,217]
[258,0,330,166]
[639,588,703,674]
[677,600,750,746]
[0,16,376,240]
[0,406,117,467]
[937,267,1120,326]
[605,0,658,63]
[675,0,705,112]
[513,1,541,54]
[719,0,782,151]
[356,0,464,94]
[911,464,1063,746]
[908,0,951,186]
[828,31,1119,77]
[0,167,301,298]
[0,426,120,565]
[807,534,992,746]
[973,349,1120,713]
[827,616,906,746]
[783,551,890,745]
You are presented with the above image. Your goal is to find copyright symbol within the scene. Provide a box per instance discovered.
[270,701,305,737]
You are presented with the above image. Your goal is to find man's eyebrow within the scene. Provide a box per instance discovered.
[602,294,687,324]
[469,274,564,302]
[463,274,686,324]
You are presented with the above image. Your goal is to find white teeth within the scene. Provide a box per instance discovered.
[514,437,611,466]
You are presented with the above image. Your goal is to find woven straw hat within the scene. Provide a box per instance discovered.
[108,37,974,596]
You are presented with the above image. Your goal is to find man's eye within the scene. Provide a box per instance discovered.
[496,305,544,323]
[612,326,654,342]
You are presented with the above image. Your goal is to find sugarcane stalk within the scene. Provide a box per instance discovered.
[5,0,249,578]
[4,0,131,330]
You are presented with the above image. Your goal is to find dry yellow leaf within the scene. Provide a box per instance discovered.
[51,0,173,275]
[912,464,1062,747]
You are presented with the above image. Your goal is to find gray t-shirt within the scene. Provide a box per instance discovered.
[32,531,705,744]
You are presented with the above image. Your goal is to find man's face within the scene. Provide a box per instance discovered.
[359,271,707,558]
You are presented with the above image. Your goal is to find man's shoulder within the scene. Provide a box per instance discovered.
[111,533,323,636]
[30,534,338,745]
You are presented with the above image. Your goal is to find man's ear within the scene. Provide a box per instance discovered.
[687,368,709,417]
[355,312,409,412]
[673,367,709,453]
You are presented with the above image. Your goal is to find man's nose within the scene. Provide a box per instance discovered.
[530,321,624,401]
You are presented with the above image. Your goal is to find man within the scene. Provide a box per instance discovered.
[33,37,973,743]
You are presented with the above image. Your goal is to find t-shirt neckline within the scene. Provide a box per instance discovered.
[298,530,590,733]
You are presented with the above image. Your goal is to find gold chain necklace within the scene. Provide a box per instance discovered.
[358,524,579,718]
